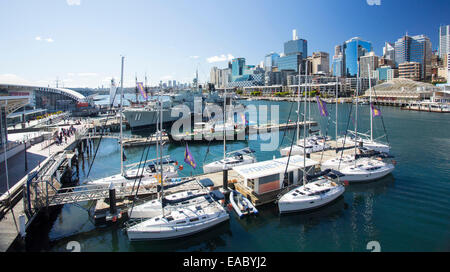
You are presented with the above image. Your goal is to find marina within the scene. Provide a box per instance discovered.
[1,97,449,251]
[1,0,449,253]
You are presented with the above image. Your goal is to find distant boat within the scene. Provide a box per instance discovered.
[229,190,258,218]
[203,147,256,174]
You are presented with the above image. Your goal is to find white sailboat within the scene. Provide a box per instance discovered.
[87,57,178,187]
[126,93,229,241]
[278,62,345,214]
[202,89,255,174]
[203,148,256,174]
[325,60,394,183]
[280,65,330,156]
[336,62,390,154]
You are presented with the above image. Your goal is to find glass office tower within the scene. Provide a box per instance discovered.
[343,37,372,77]
[395,34,432,80]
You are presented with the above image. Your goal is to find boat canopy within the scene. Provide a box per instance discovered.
[209,190,225,201]
[199,178,215,187]
[228,147,255,157]
[162,192,208,207]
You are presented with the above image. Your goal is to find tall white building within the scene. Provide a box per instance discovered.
[360,52,379,78]
[439,25,450,59]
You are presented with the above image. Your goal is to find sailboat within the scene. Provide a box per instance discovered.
[322,60,394,183]
[280,65,330,156]
[337,63,390,154]
[278,62,345,214]
[87,57,178,187]
[126,93,229,241]
[202,90,256,174]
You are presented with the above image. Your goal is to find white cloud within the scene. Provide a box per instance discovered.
[0,74,31,84]
[35,36,54,43]
[77,72,98,77]
[189,56,199,59]
[206,54,234,63]
[66,0,81,6]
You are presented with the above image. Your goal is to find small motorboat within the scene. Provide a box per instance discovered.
[229,190,258,218]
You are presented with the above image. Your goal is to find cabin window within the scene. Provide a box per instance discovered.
[176,221,186,224]
[189,217,199,222]
[166,216,174,221]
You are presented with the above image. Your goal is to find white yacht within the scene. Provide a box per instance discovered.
[203,148,256,174]
[280,135,331,156]
[278,171,345,214]
[277,61,345,214]
[337,158,394,183]
[127,201,229,240]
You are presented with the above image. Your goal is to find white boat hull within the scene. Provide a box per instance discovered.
[127,212,229,240]
[340,164,394,183]
[278,187,344,213]
[203,157,256,174]
[229,190,258,218]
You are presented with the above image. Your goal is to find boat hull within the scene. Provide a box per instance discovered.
[127,213,229,241]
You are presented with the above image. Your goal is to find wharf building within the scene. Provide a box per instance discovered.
[0,83,95,125]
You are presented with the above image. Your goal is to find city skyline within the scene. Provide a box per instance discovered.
[0,0,449,88]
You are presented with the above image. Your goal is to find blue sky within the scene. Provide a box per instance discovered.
[0,0,449,88]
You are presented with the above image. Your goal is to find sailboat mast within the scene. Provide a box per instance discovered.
[335,76,338,140]
[223,88,226,160]
[354,60,359,166]
[135,73,138,103]
[159,92,164,217]
[303,61,308,186]
[368,63,373,142]
[120,56,125,176]
[296,64,301,143]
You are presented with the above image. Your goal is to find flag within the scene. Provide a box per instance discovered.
[371,104,381,117]
[316,96,328,117]
[137,82,147,100]
[184,143,197,169]
[241,113,247,125]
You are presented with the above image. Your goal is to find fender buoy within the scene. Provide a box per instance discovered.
[178,165,184,170]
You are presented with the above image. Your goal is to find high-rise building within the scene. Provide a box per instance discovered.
[265,52,280,72]
[447,53,450,82]
[210,67,219,85]
[360,52,379,78]
[284,29,307,57]
[395,34,432,80]
[231,58,246,80]
[343,37,372,77]
[311,52,330,75]
[398,62,421,81]
[332,45,344,77]
[439,25,450,59]
[374,66,397,81]
[278,30,307,73]
[383,42,396,62]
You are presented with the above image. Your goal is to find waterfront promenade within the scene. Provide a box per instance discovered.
[0,119,90,252]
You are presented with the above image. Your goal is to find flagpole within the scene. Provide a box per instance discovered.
[303,60,308,186]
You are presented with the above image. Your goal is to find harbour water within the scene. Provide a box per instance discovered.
[24,100,450,252]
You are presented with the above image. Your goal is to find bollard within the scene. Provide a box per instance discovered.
[109,182,117,215]
[306,153,310,159]
[223,165,228,190]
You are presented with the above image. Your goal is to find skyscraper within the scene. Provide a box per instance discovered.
[278,30,307,73]
[311,52,330,75]
[332,45,344,77]
[231,58,245,80]
[343,37,372,77]
[264,52,280,72]
[360,52,379,78]
[395,34,432,80]
[439,25,450,59]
